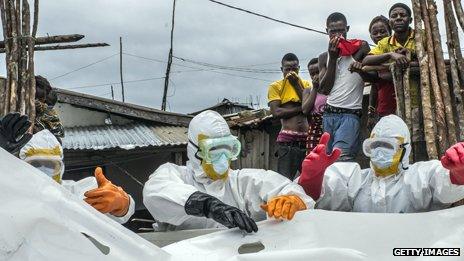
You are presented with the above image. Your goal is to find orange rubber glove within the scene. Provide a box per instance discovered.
[260,195,306,220]
[84,167,130,217]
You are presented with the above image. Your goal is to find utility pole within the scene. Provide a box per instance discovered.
[119,36,125,102]
[110,85,114,100]
[161,0,176,111]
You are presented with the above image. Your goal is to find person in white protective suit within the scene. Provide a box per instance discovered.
[143,110,314,233]
[19,129,135,223]
[297,114,464,212]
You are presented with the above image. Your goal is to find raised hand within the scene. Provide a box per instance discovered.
[298,132,341,200]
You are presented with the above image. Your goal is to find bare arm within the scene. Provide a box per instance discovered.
[362,53,392,66]
[302,87,318,115]
[286,74,304,100]
[269,100,302,119]
[318,52,337,95]
[351,41,378,82]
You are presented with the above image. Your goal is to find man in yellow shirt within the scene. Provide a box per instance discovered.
[363,3,426,162]
[268,53,311,180]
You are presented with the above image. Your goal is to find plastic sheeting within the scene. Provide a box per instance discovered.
[2,145,464,260]
[0,148,168,261]
[164,206,464,260]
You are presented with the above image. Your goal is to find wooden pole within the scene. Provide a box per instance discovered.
[420,0,448,153]
[119,36,125,102]
[452,0,464,33]
[8,0,19,112]
[390,64,406,119]
[111,85,114,100]
[412,0,438,158]
[0,0,37,122]
[0,0,9,116]
[445,0,464,140]
[444,0,464,83]
[0,42,109,53]
[162,0,176,111]
[427,0,457,145]
[0,33,84,48]
[18,0,31,115]
[403,67,412,133]
[27,0,38,123]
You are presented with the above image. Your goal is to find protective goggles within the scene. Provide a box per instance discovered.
[191,135,241,163]
[27,159,62,178]
[363,137,408,157]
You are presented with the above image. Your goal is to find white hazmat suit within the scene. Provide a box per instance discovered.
[143,110,314,230]
[20,129,135,223]
[315,115,464,212]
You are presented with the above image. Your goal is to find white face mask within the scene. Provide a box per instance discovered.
[212,154,230,175]
[370,147,396,169]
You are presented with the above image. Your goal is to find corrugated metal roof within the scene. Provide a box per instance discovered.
[63,124,188,151]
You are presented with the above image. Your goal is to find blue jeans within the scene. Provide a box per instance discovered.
[323,112,360,161]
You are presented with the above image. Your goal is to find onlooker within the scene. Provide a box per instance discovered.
[34,75,64,142]
[318,12,371,162]
[302,58,327,153]
[268,53,312,180]
[362,3,426,161]
[366,15,395,129]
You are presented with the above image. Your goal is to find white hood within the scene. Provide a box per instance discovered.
[187,110,231,183]
[369,114,411,170]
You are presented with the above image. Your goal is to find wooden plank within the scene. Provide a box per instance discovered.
[0,33,84,48]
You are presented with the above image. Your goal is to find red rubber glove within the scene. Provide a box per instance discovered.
[298,132,341,200]
[441,142,464,185]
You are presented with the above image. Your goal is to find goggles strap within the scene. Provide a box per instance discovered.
[188,139,203,161]
[398,143,409,170]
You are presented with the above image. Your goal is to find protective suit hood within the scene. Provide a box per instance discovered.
[369,114,411,172]
[187,110,231,183]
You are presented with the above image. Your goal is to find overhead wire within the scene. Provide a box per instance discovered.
[206,0,327,35]
[123,52,274,82]
[68,76,166,90]
[50,53,119,81]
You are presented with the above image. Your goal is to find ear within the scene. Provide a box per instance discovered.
[346,25,350,32]
[326,28,329,34]
[408,17,412,25]
[280,67,284,73]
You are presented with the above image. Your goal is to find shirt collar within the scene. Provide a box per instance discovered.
[389,28,414,47]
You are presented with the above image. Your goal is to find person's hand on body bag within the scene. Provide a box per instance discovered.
[261,195,307,220]
[84,167,130,217]
[297,132,341,200]
[441,142,464,185]
[185,191,258,233]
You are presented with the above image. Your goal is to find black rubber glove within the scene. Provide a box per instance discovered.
[185,191,258,233]
[0,112,33,154]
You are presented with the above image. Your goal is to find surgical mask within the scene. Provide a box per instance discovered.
[370,147,396,169]
[212,154,230,174]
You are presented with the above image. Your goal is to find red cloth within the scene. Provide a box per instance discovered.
[298,133,341,200]
[375,80,397,116]
[338,38,363,56]
[441,142,464,185]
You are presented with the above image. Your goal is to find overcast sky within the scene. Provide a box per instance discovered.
[1,0,461,114]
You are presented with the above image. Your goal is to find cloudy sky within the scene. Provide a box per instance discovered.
[1,0,460,113]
